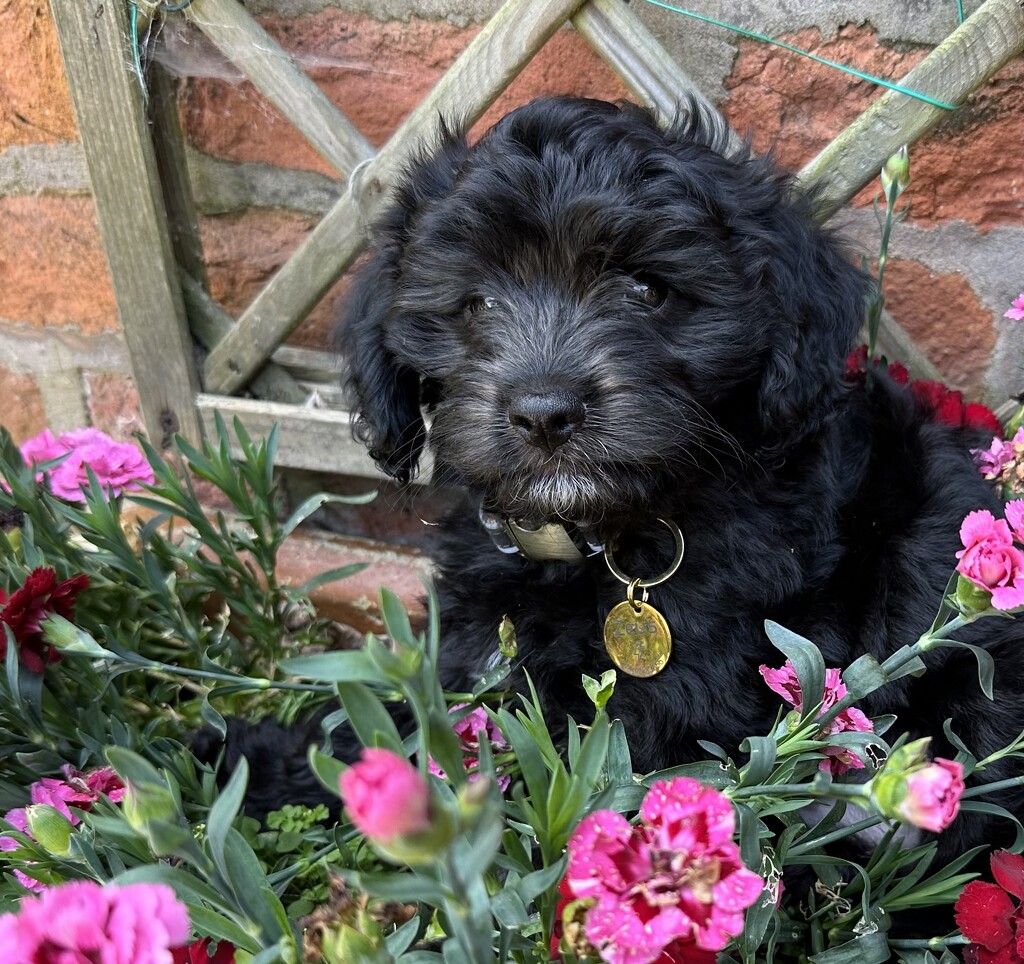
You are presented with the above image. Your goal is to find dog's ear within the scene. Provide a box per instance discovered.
[337,127,469,484]
[338,251,426,484]
[755,210,866,459]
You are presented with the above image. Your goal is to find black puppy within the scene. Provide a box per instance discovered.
[233,97,1024,858]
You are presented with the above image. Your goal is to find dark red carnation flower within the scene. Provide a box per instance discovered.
[172,938,236,964]
[910,380,1002,434]
[843,346,910,387]
[0,567,89,673]
[955,850,1024,963]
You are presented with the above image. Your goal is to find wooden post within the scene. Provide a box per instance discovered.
[49,0,200,447]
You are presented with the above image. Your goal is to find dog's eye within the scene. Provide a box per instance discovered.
[465,296,501,315]
[628,277,667,309]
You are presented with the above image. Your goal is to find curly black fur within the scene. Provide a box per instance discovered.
[226,97,1024,862]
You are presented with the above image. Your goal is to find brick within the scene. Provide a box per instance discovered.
[0,0,77,148]
[0,196,117,333]
[723,24,1024,230]
[883,258,994,394]
[0,368,47,444]
[83,372,146,441]
[197,207,346,344]
[276,528,430,633]
[178,13,628,175]
[197,207,353,346]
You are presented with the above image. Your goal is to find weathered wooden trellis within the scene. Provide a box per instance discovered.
[48,0,1024,476]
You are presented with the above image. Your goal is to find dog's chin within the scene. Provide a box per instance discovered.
[480,470,640,529]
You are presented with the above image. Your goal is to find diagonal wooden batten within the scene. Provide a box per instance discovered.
[49,0,201,447]
[185,0,374,176]
[573,0,743,155]
[799,0,1024,219]
[203,0,590,396]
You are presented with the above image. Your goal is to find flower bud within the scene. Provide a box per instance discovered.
[24,805,73,856]
[869,740,965,833]
[880,146,910,196]
[122,783,190,856]
[339,749,453,865]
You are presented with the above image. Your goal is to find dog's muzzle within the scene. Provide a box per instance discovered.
[478,505,604,562]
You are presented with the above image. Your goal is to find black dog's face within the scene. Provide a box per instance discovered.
[341,98,866,528]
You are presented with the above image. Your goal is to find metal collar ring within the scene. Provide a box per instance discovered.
[604,517,685,589]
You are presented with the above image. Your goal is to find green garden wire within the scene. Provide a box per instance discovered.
[638,0,959,111]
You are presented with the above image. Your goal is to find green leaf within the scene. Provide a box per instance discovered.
[278,649,383,683]
[281,491,377,539]
[343,869,454,905]
[379,587,417,648]
[809,933,890,963]
[842,653,888,698]
[764,620,825,714]
[740,735,778,785]
[517,857,567,902]
[336,682,404,754]
[206,757,249,875]
[294,563,368,595]
[605,719,633,786]
[308,747,345,797]
[471,663,511,698]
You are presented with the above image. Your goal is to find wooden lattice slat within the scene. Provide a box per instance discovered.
[185,0,374,176]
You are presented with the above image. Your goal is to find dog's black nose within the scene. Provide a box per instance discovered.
[508,390,586,452]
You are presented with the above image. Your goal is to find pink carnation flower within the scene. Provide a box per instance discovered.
[898,758,965,833]
[339,748,431,845]
[956,510,1024,610]
[429,704,511,791]
[758,662,873,776]
[18,426,154,503]
[563,778,765,963]
[1005,294,1024,322]
[0,880,190,963]
[973,434,1017,481]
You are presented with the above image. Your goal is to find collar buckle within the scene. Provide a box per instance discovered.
[479,507,604,562]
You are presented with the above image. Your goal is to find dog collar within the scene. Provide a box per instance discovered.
[478,505,604,562]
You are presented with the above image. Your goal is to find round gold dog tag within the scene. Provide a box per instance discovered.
[603,600,672,678]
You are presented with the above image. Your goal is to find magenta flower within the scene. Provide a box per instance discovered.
[32,765,126,813]
[1005,501,1024,545]
[3,765,127,891]
[956,510,1024,610]
[0,880,190,962]
[973,434,1018,482]
[18,426,154,503]
[429,704,512,791]
[898,758,965,833]
[759,662,873,775]
[339,748,431,845]
[562,778,765,963]
[1005,294,1024,322]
